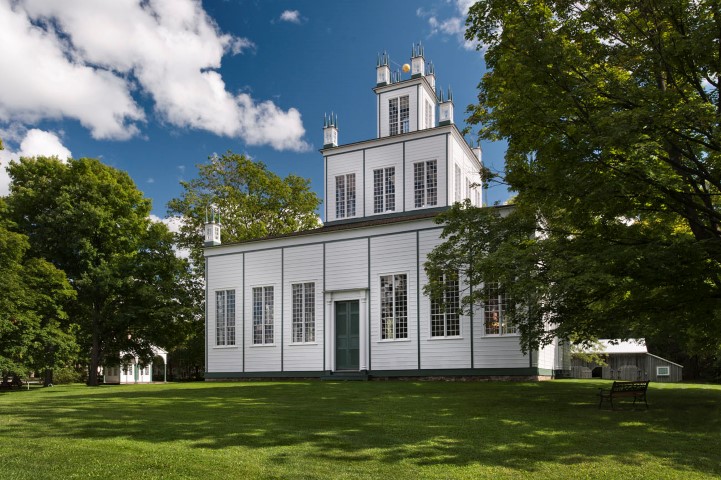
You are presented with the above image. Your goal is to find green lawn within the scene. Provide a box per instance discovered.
[0,380,719,479]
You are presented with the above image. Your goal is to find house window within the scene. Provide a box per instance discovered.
[252,286,274,344]
[425,99,433,129]
[380,274,408,340]
[335,173,356,218]
[292,282,315,343]
[657,366,670,376]
[389,95,410,135]
[413,160,438,208]
[373,167,395,213]
[431,272,460,337]
[455,164,462,203]
[122,364,132,375]
[216,289,236,346]
[484,282,516,335]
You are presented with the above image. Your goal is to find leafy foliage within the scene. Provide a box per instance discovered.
[167,151,322,273]
[0,198,76,378]
[427,0,721,371]
[6,157,195,385]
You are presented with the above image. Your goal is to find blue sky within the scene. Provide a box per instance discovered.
[0,0,509,222]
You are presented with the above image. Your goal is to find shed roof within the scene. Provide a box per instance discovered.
[582,339,648,354]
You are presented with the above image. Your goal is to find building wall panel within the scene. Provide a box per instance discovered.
[404,135,447,211]
[369,232,418,370]
[326,238,369,291]
[206,254,244,372]
[417,229,472,369]
[283,244,324,371]
[365,143,403,216]
[244,249,282,372]
[326,150,364,222]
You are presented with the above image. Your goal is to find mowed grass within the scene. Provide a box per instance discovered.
[1,380,720,479]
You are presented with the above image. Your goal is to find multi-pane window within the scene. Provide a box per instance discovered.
[484,283,517,335]
[216,289,236,346]
[455,165,462,203]
[252,286,274,344]
[373,167,395,213]
[430,272,460,337]
[292,282,315,343]
[466,178,471,202]
[389,95,410,135]
[335,173,356,218]
[413,160,438,208]
[425,100,433,129]
[380,274,408,340]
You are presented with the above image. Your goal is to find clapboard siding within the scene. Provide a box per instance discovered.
[283,244,324,371]
[326,150,363,223]
[378,85,418,138]
[536,341,557,370]
[474,336,529,369]
[244,249,282,372]
[445,136,481,207]
[404,135,447,211]
[419,88,436,130]
[365,143,403,216]
[326,239,368,291]
[369,232,418,370]
[418,229,472,369]
[206,254,243,372]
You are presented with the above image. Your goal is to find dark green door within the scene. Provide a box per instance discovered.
[335,300,359,371]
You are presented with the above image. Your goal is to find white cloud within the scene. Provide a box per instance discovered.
[279,10,302,24]
[456,0,476,16]
[0,128,72,196]
[0,1,144,140]
[0,0,309,151]
[419,0,478,51]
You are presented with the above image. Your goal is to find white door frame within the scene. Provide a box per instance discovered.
[324,289,368,372]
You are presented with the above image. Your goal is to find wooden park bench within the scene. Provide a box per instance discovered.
[598,381,649,410]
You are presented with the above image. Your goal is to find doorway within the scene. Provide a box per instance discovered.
[335,300,360,371]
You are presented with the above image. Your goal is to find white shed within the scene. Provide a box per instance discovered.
[103,346,168,384]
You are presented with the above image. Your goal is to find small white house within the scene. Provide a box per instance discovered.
[103,346,168,384]
[203,44,570,380]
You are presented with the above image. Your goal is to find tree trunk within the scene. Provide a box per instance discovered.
[87,310,102,386]
[43,344,55,387]
[43,368,53,387]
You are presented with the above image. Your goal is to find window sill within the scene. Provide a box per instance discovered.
[481,334,520,338]
[213,345,239,349]
[289,342,318,346]
[376,338,412,343]
[249,343,276,347]
[427,336,464,341]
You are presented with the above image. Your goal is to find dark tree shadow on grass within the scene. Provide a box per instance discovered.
[1,381,720,476]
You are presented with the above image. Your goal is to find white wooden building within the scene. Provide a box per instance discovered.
[103,346,168,384]
[204,44,569,380]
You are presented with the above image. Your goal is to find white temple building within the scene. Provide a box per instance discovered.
[203,44,569,380]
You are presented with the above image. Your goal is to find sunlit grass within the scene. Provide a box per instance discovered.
[1,380,719,479]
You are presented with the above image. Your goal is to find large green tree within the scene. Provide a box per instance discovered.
[168,151,322,273]
[426,0,721,374]
[7,157,195,385]
[0,198,76,382]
